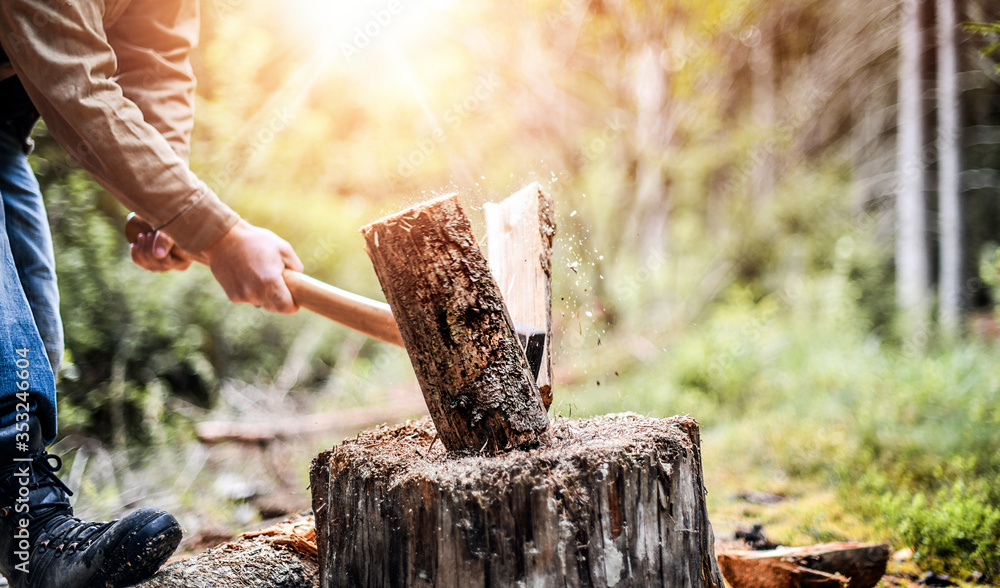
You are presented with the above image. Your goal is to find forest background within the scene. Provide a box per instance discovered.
[27,0,1000,580]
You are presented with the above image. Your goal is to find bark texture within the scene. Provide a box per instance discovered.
[361,194,548,454]
[484,182,556,409]
[310,413,723,588]
[134,515,318,588]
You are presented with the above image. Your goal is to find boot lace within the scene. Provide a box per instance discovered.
[1,451,73,525]
[2,451,66,515]
[22,452,85,533]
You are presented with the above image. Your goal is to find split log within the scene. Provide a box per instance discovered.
[717,555,849,588]
[310,413,724,588]
[361,194,548,454]
[717,542,891,588]
[134,515,318,588]
[484,182,556,408]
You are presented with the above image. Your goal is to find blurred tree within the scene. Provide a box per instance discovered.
[937,0,961,335]
[27,0,1000,442]
[894,0,1000,338]
[895,0,932,333]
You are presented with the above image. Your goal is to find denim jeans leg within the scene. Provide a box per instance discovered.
[0,133,62,374]
[0,134,58,445]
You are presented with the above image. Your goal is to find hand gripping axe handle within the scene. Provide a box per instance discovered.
[124,214,546,380]
[125,213,404,347]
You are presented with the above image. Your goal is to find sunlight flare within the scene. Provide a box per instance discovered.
[281,0,456,63]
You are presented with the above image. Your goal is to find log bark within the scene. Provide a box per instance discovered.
[360,194,548,454]
[310,413,723,588]
[717,542,891,588]
[134,515,318,588]
[484,182,556,408]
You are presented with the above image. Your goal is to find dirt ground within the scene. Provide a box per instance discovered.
[57,382,980,588]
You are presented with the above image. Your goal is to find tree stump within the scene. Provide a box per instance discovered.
[360,194,548,454]
[310,413,723,588]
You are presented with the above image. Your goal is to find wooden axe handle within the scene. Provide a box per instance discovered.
[125,214,404,347]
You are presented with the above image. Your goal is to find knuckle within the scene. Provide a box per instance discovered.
[227,285,249,304]
[264,278,292,312]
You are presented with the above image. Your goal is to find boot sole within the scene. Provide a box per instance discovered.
[86,507,183,588]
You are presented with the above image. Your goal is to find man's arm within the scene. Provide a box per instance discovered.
[106,0,200,162]
[0,0,233,252]
[0,0,302,313]
[106,0,205,273]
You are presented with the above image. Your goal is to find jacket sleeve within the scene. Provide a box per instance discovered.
[105,0,198,162]
[0,0,239,253]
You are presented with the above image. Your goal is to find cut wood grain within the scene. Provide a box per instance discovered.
[718,542,891,588]
[717,554,849,588]
[361,194,548,454]
[310,413,724,588]
[484,182,556,408]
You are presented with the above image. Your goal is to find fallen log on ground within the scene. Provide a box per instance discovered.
[134,515,318,588]
[717,542,891,588]
[310,413,723,588]
[195,390,427,444]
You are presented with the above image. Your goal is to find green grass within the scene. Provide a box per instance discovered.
[556,274,1000,580]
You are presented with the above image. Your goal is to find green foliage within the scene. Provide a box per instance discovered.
[877,470,1000,578]
[965,21,1000,70]
[980,243,1000,304]
[31,131,308,443]
[21,0,1000,572]
[564,206,1000,574]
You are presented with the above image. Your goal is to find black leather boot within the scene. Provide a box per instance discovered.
[0,415,182,588]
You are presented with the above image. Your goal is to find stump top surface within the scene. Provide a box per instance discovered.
[317,413,698,490]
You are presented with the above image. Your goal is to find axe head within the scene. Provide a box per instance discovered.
[515,325,547,382]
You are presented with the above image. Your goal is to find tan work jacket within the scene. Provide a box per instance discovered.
[0,0,238,253]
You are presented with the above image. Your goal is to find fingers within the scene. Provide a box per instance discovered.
[248,233,299,314]
[130,221,301,314]
[203,221,301,314]
[151,231,175,259]
[218,277,294,314]
[130,232,192,272]
[263,274,299,314]
[218,266,297,314]
[281,239,305,274]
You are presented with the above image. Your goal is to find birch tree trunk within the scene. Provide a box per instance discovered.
[896,0,931,331]
[937,0,962,335]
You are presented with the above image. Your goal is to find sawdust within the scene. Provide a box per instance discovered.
[326,412,698,493]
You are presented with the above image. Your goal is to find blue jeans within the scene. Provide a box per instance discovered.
[0,132,59,445]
